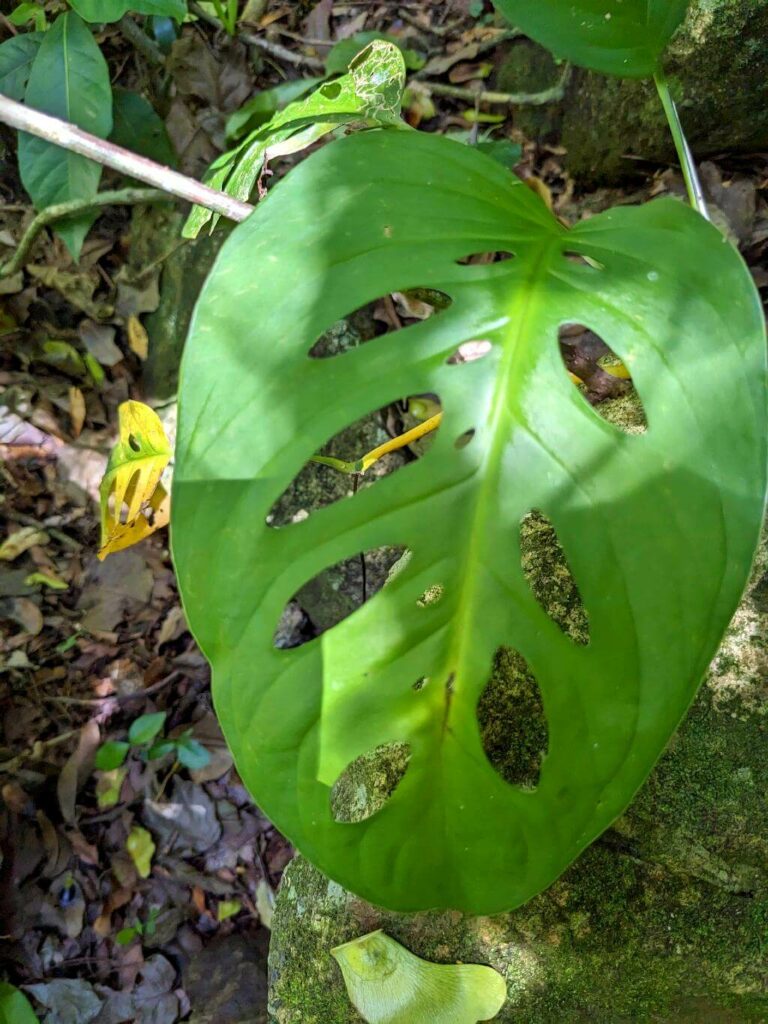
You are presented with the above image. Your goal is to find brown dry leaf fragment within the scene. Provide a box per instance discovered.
[79,320,123,367]
[78,550,153,632]
[57,720,100,825]
[68,385,86,438]
[0,526,50,561]
[0,595,43,635]
[127,315,149,360]
[187,712,234,784]
[27,264,114,319]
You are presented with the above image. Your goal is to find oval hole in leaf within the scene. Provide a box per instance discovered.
[267,400,441,526]
[446,339,492,365]
[563,250,605,270]
[455,428,475,450]
[559,322,648,435]
[456,250,514,265]
[521,510,590,646]
[331,742,411,823]
[273,544,407,647]
[309,290,452,359]
[478,647,548,791]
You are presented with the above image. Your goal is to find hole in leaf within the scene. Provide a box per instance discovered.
[456,251,514,265]
[563,250,604,270]
[521,510,590,646]
[559,323,647,434]
[331,742,411,823]
[309,290,452,359]
[413,675,429,691]
[454,429,475,450]
[321,81,342,100]
[267,399,442,525]
[478,647,548,791]
[446,339,493,365]
[128,433,141,452]
[273,544,406,646]
[417,583,444,608]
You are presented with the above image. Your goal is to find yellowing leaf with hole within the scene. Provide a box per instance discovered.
[99,401,171,560]
[332,931,506,1024]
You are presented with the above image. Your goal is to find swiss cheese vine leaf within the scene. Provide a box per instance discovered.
[18,13,113,258]
[493,0,689,78]
[332,931,506,1024]
[173,130,767,913]
[182,40,407,239]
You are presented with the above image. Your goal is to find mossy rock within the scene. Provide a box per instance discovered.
[267,392,767,1022]
[498,0,768,183]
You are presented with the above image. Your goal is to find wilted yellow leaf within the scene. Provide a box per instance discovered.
[98,401,171,560]
[96,766,127,809]
[126,825,155,879]
[68,385,86,438]
[0,526,49,561]
[127,315,149,360]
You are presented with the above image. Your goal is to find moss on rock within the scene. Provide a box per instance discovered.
[497,0,768,183]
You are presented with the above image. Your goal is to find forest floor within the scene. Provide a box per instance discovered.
[1,1,767,1022]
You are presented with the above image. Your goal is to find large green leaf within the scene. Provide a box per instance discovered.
[0,32,42,101]
[173,130,767,913]
[68,0,187,23]
[18,13,112,258]
[493,0,689,78]
[0,983,40,1024]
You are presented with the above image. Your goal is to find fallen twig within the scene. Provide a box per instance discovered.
[420,66,571,107]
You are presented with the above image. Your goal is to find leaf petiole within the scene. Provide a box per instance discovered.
[311,412,443,476]
[654,73,709,220]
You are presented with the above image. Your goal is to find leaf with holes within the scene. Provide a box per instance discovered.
[18,12,112,258]
[173,130,767,913]
[99,401,171,560]
[492,0,689,78]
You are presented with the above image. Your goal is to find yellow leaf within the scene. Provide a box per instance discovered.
[598,354,633,379]
[0,526,49,561]
[126,825,155,878]
[96,766,127,809]
[127,315,149,360]
[68,385,86,438]
[217,898,242,921]
[98,401,171,560]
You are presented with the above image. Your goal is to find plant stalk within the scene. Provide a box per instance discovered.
[0,93,255,223]
[654,74,709,220]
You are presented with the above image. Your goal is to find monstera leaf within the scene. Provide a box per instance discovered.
[493,0,689,77]
[173,130,767,913]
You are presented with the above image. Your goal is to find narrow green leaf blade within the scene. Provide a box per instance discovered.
[68,0,187,23]
[0,983,40,1024]
[0,32,42,101]
[18,13,113,258]
[493,0,689,77]
[173,130,767,913]
[332,931,506,1023]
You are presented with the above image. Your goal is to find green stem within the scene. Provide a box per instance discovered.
[0,188,167,278]
[654,73,709,220]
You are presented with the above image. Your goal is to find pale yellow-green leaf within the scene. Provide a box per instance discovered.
[126,824,155,878]
[98,401,171,559]
[332,931,506,1024]
[217,898,242,921]
[96,766,127,808]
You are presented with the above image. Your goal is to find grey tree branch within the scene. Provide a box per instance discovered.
[420,67,572,108]
[0,93,255,223]
[0,188,168,277]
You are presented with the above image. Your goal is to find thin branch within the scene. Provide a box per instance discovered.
[420,67,571,107]
[189,1,325,69]
[0,188,167,277]
[118,14,165,67]
[0,93,255,223]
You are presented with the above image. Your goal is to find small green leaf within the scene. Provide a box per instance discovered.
[332,931,506,1024]
[110,88,178,167]
[24,571,68,590]
[175,736,211,771]
[0,982,40,1024]
[475,139,522,168]
[8,3,47,30]
[18,12,113,258]
[216,898,241,921]
[128,711,167,746]
[68,0,187,23]
[95,740,130,771]
[0,32,43,101]
[325,32,424,75]
[492,0,689,78]
[146,738,176,760]
[115,926,139,945]
[126,825,155,878]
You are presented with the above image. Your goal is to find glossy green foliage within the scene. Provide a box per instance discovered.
[0,983,39,1024]
[18,13,112,258]
[182,40,407,239]
[111,88,178,167]
[68,0,186,23]
[493,0,689,78]
[173,130,767,913]
[0,32,42,101]
[332,931,506,1023]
